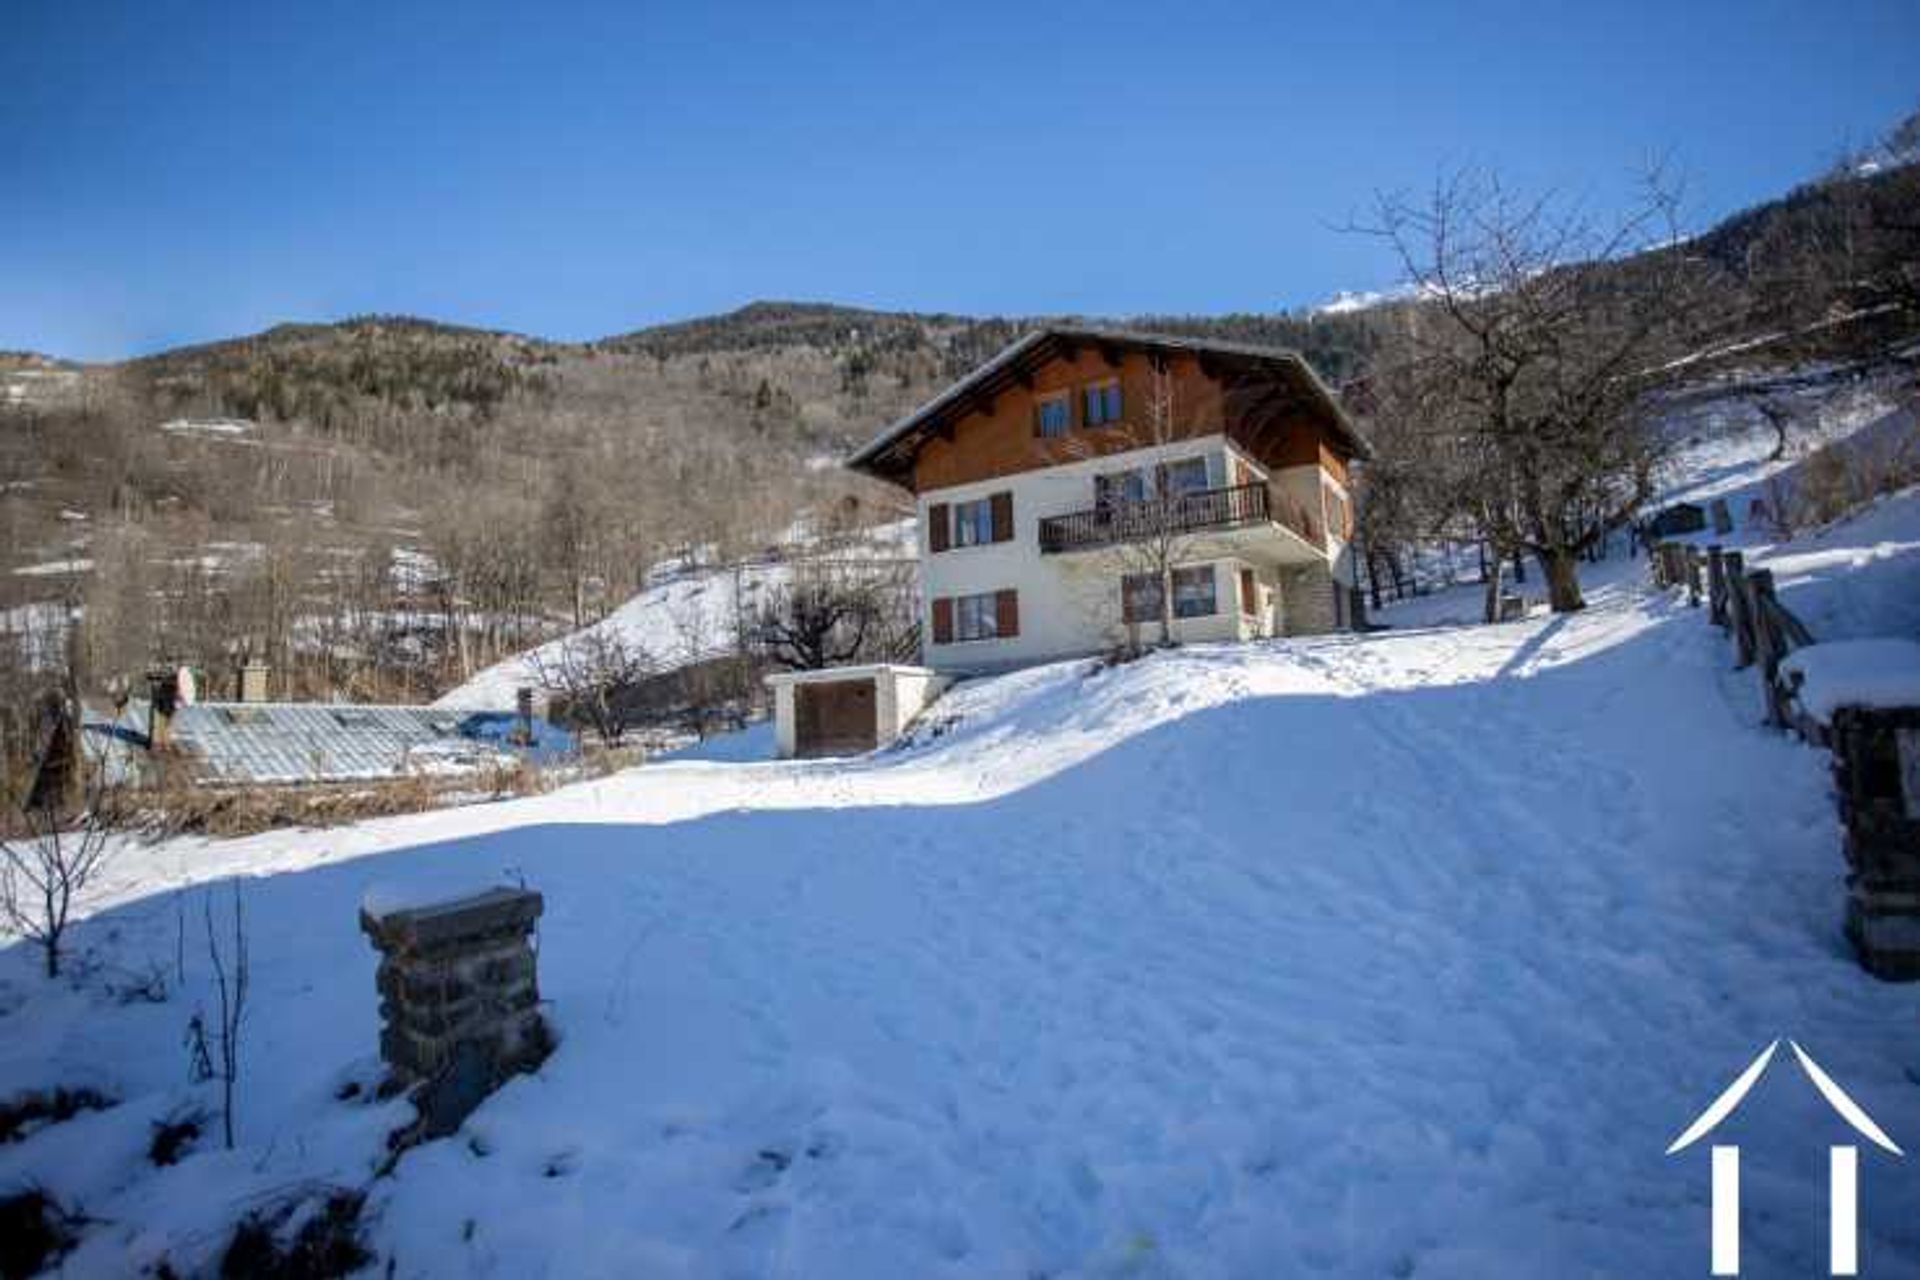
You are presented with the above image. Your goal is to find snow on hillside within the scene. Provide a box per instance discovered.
[1644,361,1919,643]
[435,521,915,711]
[8,543,1920,1275]
[1654,362,1912,513]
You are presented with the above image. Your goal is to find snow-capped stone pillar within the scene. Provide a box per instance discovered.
[360,885,550,1135]
[1830,705,1920,980]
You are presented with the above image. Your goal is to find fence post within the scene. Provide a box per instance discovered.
[1686,547,1703,607]
[1707,545,1727,626]
[1749,568,1789,727]
[1725,551,1753,668]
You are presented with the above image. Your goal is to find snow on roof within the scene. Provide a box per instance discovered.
[1781,639,1920,723]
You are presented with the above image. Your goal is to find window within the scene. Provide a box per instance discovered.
[1035,394,1071,438]
[1160,457,1210,497]
[1084,380,1123,426]
[955,591,999,641]
[1172,565,1217,618]
[1121,572,1163,625]
[1096,469,1149,509]
[952,497,994,547]
[1121,569,1213,622]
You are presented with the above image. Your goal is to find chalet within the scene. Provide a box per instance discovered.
[849,327,1369,673]
[766,329,1366,758]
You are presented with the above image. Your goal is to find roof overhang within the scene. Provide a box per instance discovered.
[845,326,1371,490]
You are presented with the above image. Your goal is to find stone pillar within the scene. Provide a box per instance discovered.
[360,886,549,1136]
[1830,707,1920,980]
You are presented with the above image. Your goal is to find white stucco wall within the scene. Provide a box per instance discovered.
[916,436,1339,672]
[765,665,951,759]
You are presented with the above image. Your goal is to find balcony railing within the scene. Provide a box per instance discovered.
[1038,481,1321,554]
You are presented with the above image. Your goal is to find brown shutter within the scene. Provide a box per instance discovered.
[994,589,1019,638]
[928,503,950,554]
[990,491,1013,543]
[1240,568,1257,615]
[931,597,953,644]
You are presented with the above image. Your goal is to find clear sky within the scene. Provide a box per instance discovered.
[5,0,1917,361]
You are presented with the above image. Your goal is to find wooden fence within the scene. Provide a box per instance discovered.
[1651,540,1820,739]
[1655,538,1920,980]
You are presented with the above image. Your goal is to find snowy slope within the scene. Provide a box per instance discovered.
[1645,362,1919,643]
[7,555,1920,1277]
[435,521,915,711]
[434,563,776,711]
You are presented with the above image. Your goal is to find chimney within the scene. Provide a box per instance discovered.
[512,687,535,746]
[146,668,180,748]
[240,660,270,704]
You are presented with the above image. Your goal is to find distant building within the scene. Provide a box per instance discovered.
[1647,501,1708,539]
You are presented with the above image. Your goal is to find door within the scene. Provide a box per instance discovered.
[794,679,878,757]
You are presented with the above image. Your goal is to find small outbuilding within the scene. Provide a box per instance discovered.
[765,664,950,759]
[1646,501,1708,539]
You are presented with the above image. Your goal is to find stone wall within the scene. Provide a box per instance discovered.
[360,886,549,1136]
[1832,706,1920,980]
[1281,563,1340,636]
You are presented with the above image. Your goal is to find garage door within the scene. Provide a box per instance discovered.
[794,678,878,758]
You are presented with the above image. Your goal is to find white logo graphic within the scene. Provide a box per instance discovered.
[1668,1040,1903,1276]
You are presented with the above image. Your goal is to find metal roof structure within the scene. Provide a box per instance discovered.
[82,700,577,787]
[170,703,478,785]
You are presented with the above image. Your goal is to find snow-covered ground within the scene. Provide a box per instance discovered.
[7,542,1920,1276]
[435,523,916,712]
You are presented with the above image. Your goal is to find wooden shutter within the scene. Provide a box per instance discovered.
[990,491,1013,543]
[928,503,950,553]
[1240,568,1257,615]
[931,597,953,644]
[994,589,1019,638]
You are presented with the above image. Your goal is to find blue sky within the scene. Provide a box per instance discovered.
[4,1,1917,361]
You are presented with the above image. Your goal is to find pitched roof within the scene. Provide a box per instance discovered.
[846,326,1370,485]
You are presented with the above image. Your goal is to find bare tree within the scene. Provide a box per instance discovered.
[202,878,249,1149]
[1,692,122,979]
[752,564,887,670]
[1357,166,1725,612]
[528,628,652,746]
[1757,396,1799,463]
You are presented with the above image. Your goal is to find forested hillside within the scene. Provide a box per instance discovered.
[0,302,1381,713]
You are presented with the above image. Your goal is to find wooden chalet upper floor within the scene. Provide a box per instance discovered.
[845,327,1368,498]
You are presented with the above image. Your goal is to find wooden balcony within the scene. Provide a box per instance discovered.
[1038,482,1322,556]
